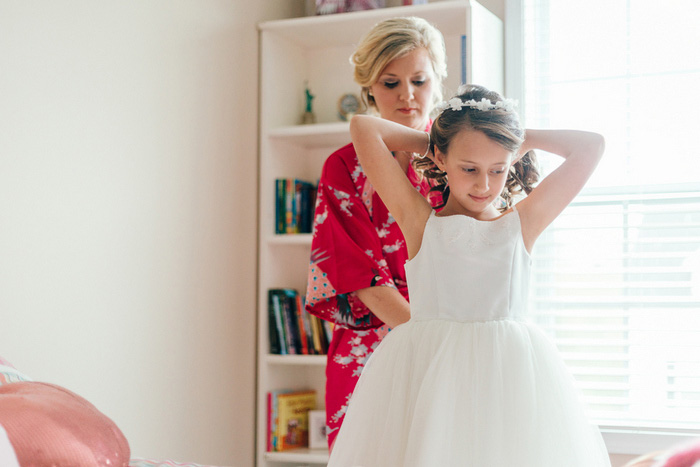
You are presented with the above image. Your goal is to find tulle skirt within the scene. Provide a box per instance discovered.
[327,318,611,467]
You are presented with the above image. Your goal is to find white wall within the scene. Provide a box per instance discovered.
[0,1,303,466]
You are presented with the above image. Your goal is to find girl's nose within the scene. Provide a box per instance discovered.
[475,174,489,192]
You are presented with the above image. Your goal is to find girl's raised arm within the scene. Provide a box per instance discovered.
[349,115,433,258]
[516,129,605,251]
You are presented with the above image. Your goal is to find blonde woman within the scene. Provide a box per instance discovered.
[304,16,447,449]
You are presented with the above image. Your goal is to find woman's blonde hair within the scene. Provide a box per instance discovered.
[350,16,447,113]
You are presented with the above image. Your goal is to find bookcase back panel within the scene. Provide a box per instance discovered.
[305,45,358,124]
[265,140,330,179]
[259,244,311,290]
[265,364,326,403]
[260,36,307,129]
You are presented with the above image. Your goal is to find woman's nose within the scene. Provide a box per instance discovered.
[399,82,414,102]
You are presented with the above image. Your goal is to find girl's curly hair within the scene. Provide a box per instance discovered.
[413,84,539,211]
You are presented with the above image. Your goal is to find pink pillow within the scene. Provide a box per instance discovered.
[660,439,700,467]
[0,381,130,467]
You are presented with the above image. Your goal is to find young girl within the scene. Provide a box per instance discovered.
[327,84,611,466]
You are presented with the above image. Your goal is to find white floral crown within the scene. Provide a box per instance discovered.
[436,97,518,113]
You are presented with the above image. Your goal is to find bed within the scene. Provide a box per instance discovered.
[622,442,700,467]
[0,356,221,467]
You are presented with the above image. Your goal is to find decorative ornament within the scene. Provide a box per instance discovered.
[302,81,316,124]
[338,93,360,121]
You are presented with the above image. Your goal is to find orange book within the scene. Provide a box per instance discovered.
[276,390,317,451]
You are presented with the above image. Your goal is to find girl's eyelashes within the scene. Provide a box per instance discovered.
[460,167,507,174]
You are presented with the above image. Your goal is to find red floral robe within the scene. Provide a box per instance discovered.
[305,142,437,448]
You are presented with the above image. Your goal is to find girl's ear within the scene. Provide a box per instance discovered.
[434,148,448,171]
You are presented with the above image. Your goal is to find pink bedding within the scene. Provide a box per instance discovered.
[0,381,130,466]
[0,358,223,467]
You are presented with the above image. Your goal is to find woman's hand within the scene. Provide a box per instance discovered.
[355,286,411,329]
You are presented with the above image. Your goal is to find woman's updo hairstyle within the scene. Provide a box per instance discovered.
[417,84,540,210]
[351,16,447,113]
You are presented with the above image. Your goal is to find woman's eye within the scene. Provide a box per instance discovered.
[412,80,425,86]
[491,169,504,175]
[463,168,476,173]
[383,81,398,89]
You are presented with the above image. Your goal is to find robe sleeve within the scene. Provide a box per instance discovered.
[305,150,396,330]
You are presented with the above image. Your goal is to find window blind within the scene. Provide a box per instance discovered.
[530,185,700,428]
[519,0,700,430]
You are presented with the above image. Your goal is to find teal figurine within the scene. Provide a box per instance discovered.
[302,82,316,124]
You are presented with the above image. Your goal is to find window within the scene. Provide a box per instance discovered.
[507,0,700,448]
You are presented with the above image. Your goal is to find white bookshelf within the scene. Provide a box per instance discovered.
[256,2,503,465]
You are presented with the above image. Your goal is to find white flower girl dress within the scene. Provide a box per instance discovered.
[327,208,611,466]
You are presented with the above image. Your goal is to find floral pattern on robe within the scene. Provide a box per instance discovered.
[305,142,438,448]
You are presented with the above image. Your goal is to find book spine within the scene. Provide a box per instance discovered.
[309,315,323,355]
[295,292,309,355]
[267,290,282,354]
[279,291,298,355]
[299,182,316,234]
[285,178,295,234]
[268,390,278,451]
[295,180,304,234]
[318,318,328,354]
[271,389,284,451]
[300,294,316,354]
[282,290,301,354]
[275,179,286,234]
[321,320,333,354]
[267,391,272,451]
[298,183,308,234]
[308,185,318,233]
[270,291,288,355]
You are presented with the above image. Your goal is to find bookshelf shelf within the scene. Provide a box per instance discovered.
[257,3,503,465]
[267,234,313,246]
[264,448,329,464]
[265,354,327,366]
[268,122,351,148]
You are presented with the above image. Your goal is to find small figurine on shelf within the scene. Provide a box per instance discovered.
[345,0,385,12]
[314,0,385,15]
[302,81,316,124]
[315,0,344,14]
[338,93,360,121]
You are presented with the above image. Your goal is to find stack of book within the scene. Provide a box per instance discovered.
[267,389,317,452]
[268,288,332,355]
[275,178,317,234]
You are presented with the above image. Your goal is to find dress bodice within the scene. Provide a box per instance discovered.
[405,207,531,322]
